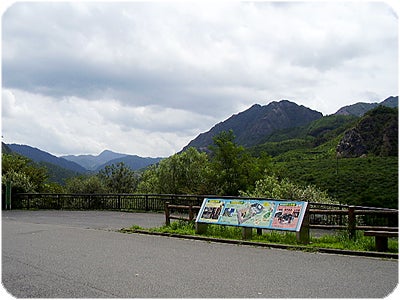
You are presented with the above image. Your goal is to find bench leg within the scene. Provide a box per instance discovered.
[375,236,388,252]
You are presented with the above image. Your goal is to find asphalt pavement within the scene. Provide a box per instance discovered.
[2,210,399,298]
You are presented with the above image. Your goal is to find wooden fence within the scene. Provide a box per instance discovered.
[310,206,398,238]
[164,202,201,226]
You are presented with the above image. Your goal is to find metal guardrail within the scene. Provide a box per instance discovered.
[11,193,204,211]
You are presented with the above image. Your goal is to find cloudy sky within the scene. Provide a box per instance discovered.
[1,1,398,157]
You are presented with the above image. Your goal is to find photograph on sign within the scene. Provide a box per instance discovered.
[270,202,304,230]
[219,200,275,228]
[197,199,224,223]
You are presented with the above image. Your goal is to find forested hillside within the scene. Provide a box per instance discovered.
[278,157,397,208]
[249,114,358,157]
[266,106,398,208]
[337,106,398,157]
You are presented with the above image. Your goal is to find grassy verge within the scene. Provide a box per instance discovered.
[122,220,398,253]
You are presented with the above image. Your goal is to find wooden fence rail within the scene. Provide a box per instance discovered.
[309,207,398,237]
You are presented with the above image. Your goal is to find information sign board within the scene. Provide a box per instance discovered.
[196,198,308,232]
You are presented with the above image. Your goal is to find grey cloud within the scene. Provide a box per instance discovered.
[4,2,395,105]
[2,1,398,156]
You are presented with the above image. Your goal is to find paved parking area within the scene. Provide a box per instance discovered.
[2,210,399,298]
[2,210,165,230]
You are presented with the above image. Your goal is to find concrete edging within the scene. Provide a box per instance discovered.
[123,229,398,259]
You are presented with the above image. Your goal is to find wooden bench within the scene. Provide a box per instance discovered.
[364,230,398,252]
[164,202,201,226]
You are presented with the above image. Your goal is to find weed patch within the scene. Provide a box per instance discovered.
[122,221,398,253]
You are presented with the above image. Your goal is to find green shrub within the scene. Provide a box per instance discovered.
[241,174,337,204]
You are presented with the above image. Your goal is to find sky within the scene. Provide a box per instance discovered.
[1,1,399,157]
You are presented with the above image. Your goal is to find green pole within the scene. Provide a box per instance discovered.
[6,180,11,210]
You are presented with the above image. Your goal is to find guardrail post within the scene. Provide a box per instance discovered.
[348,206,356,240]
[165,202,170,226]
[188,205,194,221]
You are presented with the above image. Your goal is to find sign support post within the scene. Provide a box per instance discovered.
[296,205,310,244]
[242,227,252,240]
[195,222,208,234]
[5,180,12,210]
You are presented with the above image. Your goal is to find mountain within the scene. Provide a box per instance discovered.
[4,143,162,184]
[7,144,87,174]
[62,150,163,171]
[62,150,127,171]
[334,96,398,117]
[94,155,163,172]
[336,106,398,158]
[2,142,12,154]
[183,100,323,152]
[381,96,399,108]
[248,114,358,158]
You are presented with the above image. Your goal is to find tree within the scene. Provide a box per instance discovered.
[177,147,212,194]
[137,147,212,194]
[65,175,108,194]
[209,130,270,195]
[97,162,138,193]
[136,164,161,194]
[137,133,274,196]
[2,153,48,193]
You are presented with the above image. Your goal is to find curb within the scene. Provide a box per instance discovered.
[121,229,398,260]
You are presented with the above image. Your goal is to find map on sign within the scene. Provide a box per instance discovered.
[196,198,308,232]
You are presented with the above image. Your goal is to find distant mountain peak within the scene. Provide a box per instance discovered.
[98,149,127,159]
[182,99,323,151]
[61,149,163,171]
[62,149,127,171]
[99,149,123,155]
[334,96,398,117]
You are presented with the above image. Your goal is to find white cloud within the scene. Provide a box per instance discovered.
[1,89,216,156]
[1,1,398,156]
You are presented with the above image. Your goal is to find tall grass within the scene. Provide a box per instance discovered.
[128,220,398,253]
